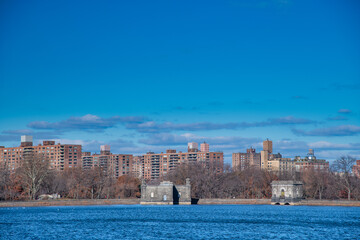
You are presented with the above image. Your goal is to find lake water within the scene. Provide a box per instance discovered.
[0,204,359,239]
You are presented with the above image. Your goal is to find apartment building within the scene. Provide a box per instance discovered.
[294,149,329,172]
[266,158,295,173]
[142,145,224,180]
[200,142,210,152]
[132,155,144,179]
[0,135,82,171]
[260,140,329,174]
[81,145,133,178]
[353,160,360,178]
[232,147,261,170]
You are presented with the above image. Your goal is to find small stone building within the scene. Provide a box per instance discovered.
[271,180,303,205]
[140,178,191,205]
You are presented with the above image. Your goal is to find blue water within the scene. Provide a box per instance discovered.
[0,205,359,239]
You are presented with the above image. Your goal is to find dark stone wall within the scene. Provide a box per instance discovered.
[141,179,191,205]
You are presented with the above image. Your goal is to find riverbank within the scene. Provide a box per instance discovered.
[1,198,360,208]
[199,198,360,207]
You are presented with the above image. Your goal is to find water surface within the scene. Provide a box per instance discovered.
[1,204,359,239]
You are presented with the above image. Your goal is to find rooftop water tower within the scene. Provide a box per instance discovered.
[187,142,199,152]
[21,135,33,147]
[100,145,111,155]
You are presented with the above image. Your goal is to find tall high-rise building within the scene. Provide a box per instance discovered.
[200,142,210,152]
[261,139,274,170]
[263,139,273,153]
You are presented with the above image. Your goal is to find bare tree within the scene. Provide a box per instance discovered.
[332,155,357,200]
[18,152,50,200]
[115,175,141,198]
[302,169,332,200]
[0,161,11,200]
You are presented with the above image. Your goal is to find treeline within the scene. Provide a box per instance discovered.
[0,153,359,201]
[0,153,140,201]
[165,163,276,199]
[165,156,360,200]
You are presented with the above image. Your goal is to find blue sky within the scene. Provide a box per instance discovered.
[1,0,359,164]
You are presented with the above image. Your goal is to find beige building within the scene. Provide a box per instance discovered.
[265,158,295,173]
[263,139,273,153]
[260,140,329,174]
[260,139,295,173]
[261,139,272,170]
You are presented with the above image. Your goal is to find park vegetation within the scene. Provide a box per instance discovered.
[165,158,360,200]
[0,153,141,201]
[0,153,359,201]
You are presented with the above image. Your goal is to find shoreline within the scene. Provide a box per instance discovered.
[198,199,360,207]
[1,198,360,208]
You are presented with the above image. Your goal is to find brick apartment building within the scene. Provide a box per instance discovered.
[353,160,360,178]
[132,155,144,179]
[232,147,261,170]
[0,135,82,171]
[81,145,133,178]
[142,143,224,180]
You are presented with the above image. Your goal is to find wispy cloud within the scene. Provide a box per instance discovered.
[139,133,261,147]
[0,129,63,143]
[208,101,224,106]
[24,115,317,134]
[38,138,137,154]
[291,96,307,100]
[0,134,20,142]
[334,83,360,90]
[327,116,348,121]
[292,125,360,137]
[266,116,315,125]
[127,121,242,133]
[308,141,360,150]
[320,83,360,91]
[338,109,352,114]
[27,114,146,132]
[127,116,316,133]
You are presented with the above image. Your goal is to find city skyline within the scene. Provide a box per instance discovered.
[1,0,359,163]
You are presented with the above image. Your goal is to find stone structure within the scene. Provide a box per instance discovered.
[140,178,191,205]
[271,181,303,205]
